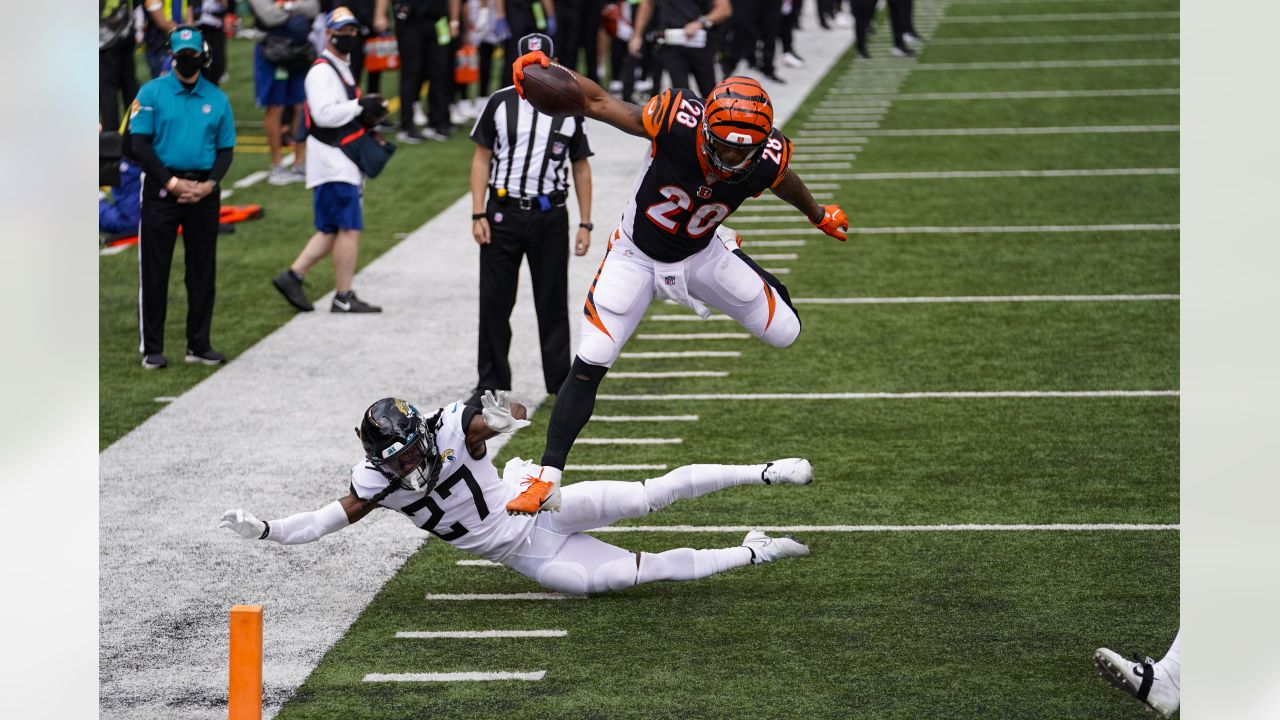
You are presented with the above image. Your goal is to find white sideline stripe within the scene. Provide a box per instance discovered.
[794,294,1179,304]
[153,396,179,403]
[596,390,1179,401]
[565,463,670,470]
[928,33,1179,45]
[943,11,1179,23]
[780,168,1180,181]
[576,437,684,445]
[636,332,751,339]
[232,170,269,188]
[607,371,729,378]
[743,239,808,247]
[788,162,854,170]
[396,630,568,639]
[456,559,503,566]
[589,524,1178,533]
[855,124,1178,137]
[591,416,699,422]
[912,58,1179,70]
[834,88,1178,101]
[364,672,547,682]
[426,593,583,600]
[749,253,800,260]
[621,348,740,356]
[763,268,792,274]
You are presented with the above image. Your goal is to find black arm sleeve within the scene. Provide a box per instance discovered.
[130,134,172,187]
[210,147,234,183]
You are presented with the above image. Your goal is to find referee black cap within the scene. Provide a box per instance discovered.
[518,33,555,59]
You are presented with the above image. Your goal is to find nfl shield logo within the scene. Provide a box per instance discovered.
[663,275,676,286]
[552,141,565,155]
[697,186,712,199]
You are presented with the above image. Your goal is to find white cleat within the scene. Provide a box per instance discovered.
[742,530,810,564]
[762,458,813,486]
[1093,648,1180,718]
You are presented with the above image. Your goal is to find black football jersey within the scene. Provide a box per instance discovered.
[620,88,794,263]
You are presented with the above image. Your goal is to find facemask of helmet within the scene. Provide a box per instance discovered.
[701,125,765,183]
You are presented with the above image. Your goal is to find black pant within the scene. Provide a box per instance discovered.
[479,41,497,97]
[780,0,803,55]
[852,0,877,53]
[99,41,139,130]
[722,0,781,75]
[555,0,603,81]
[477,198,571,395]
[200,27,227,84]
[397,15,453,131]
[138,173,221,356]
[887,0,912,47]
[658,45,716,97]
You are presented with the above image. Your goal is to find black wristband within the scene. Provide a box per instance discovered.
[472,212,487,220]
[259,521,270,540]
[579,222,594,231]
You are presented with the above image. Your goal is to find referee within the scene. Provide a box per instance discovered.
[129,25,235,370]
[468,32,593,404]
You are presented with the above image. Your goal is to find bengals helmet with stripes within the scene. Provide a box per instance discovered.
[701,77,775,183]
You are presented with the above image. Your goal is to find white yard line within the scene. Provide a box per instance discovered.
[830,88,1178,101]
[619,349,741,356]
[426,593,584,600]
[395,630,568,639]
[793,154,861,162]
[565,463,670,470]
[846,223,1180,234]
[742,239,808,247]
[635,332,752,339]
[911,58,1179,70]
[575,437,684,445]
[364,671,547,682]
[854,124,1178,136]
[607,371,730,378]
[763,268,792,274]
[788,162,855,170]
[775,168,1179,181]
[589,523,1178,533]
[597,390,1179,401]
[793,294,1179,304]
[590,415,700,422]
[927,32,1180,45]
[943,11,1179,23]
[231,170,270,189]
[456,559,503,566]
[650,315,732,321]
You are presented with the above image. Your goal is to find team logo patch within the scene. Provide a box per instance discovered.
[202,104,212,114]
[179,28,193,41]
[697,185,712,199]
[529,37,543,51]
[441,448,457,464]
[394,399,411,416]
[494,212,504,223]
[727,131,753,144]
[664,275,676,286]
[128,99,141,119]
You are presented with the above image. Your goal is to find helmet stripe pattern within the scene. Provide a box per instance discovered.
[704,77,774,146]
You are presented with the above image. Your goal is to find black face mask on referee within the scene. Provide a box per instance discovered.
[465,32,597,404]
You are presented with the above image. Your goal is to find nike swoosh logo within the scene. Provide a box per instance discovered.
[334,300,350,310]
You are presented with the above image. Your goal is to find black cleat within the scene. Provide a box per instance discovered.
[141,353,168,370]
[186,348,227,365]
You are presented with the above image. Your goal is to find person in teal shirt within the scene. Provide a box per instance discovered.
[129,25,236,370]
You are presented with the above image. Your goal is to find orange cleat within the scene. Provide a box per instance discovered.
[505,466,562,515]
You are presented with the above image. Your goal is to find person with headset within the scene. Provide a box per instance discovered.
[128,26,236,370]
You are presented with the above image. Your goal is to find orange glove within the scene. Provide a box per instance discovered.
[512,50,551,99]
[814,204,849,242]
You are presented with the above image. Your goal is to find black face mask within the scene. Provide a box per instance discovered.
[332,34,361,56]
[174,53,204,79]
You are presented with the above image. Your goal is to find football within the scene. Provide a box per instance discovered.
[522,62,587,117]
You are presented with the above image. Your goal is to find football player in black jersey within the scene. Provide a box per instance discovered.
[505,51,849,514]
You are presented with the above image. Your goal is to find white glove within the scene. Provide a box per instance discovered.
[220,509,267,540]
[481,390,531,433]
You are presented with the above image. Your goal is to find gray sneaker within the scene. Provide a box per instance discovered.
[331,292,382,313]
[272,270,314,311]
[267,164,304,186]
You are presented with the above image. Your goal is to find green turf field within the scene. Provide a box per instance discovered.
[103,1,1179,716]
[266,2,1179,718]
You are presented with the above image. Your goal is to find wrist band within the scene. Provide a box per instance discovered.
[579,222,594,231]
[472,212,487,220]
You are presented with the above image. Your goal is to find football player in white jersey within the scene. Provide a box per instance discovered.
[220,393,813,595]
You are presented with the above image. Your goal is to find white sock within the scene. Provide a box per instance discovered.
[642,464,768,510]
[1159,628,1181,688]
[636,546,753,583]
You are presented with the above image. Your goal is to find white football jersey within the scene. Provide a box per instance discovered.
[350,401,535,561]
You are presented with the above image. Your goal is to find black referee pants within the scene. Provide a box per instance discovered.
[138,174,221,356]
[477,201,571,395]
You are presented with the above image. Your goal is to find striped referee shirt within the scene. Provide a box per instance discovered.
[469,87,593,199]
